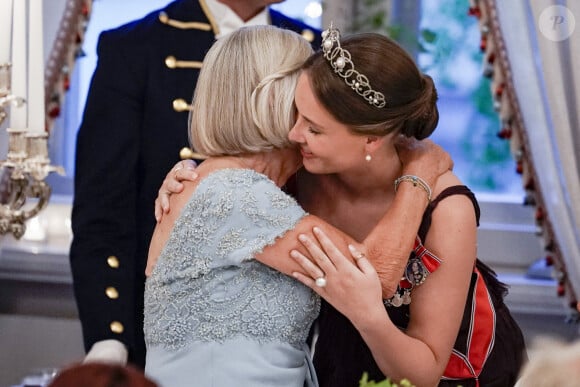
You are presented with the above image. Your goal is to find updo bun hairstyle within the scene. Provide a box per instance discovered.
[303,32,439,140]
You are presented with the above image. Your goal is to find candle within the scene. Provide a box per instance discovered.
[10,0,27,129]
[28,0,44,133]
[0,0,12,64]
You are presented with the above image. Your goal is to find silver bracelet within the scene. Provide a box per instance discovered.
[394,175,432,202]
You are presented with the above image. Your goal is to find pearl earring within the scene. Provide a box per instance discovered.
[365,154,372,162]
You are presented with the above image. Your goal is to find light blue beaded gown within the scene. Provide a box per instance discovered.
[144,169,320,387]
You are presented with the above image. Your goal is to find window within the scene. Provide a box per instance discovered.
[271,1,322,28]
[419,0,524,200]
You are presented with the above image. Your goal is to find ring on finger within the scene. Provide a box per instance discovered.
[315,277,327,288]
[355,252,366,261]
[174,161,185,171]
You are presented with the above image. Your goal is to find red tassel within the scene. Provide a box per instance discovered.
[535,207,544,221]
[524,178,535,191]
[48,105,61,119]
[497,127,512,139]
[479,36,487,52]
[468,6,482,18]
[495,83,505,97]
[63,75,70,91]
[557,283,565,297]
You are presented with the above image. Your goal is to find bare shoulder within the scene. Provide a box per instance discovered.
[423,171,478,267]
[432,170,463,197]
[430,170,477,225]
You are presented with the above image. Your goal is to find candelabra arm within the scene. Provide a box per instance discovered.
[0,61,62,240]
[0,177,52,240]
[6,175,28,210]
[22,179,51,220]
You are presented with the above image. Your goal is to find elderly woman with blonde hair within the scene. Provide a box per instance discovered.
[143,25,319,387]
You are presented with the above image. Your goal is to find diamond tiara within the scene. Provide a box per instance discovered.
[321,25,386,108]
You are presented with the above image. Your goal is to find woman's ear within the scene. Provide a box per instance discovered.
[364,136,385,154]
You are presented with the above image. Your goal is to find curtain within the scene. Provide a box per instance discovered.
[474,0,580,318]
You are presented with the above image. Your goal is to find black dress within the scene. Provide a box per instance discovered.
[312,185,527,387]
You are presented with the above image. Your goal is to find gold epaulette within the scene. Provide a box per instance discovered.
[301,29,315,43]
[158,11,212,31]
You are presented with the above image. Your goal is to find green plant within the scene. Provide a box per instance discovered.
[359,372,415,387]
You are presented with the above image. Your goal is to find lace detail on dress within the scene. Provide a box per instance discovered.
[144,169,320,351]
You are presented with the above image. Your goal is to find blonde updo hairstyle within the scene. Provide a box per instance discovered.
[189,25,313,155]
[303,32,438,140]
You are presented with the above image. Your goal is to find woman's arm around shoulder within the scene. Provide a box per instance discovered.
[146,180,199,276]
[256,214,356,280]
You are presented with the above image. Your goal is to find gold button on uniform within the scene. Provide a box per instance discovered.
[302,29,315,43]
[179,147,207,160]
[165,55,178,68]
[110,321,124,334]
[107,256,119,268]
[105,287,119,299]
[180,147,195,159]
[173,98,192,112]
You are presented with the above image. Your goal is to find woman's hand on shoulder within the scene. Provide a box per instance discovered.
[431,170,462,198]
[148,164,200,276]
[396,137,453,189]
[155,160,199,222]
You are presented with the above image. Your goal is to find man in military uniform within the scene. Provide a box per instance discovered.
[70,0,321,368]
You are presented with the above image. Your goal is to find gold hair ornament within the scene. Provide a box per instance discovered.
[321,24,386,108]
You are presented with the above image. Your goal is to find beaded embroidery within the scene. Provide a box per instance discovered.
[144,169,320,350]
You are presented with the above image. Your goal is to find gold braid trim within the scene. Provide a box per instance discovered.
[165,56,203,69]
[199,0,220,36]
[158,11,212,31]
